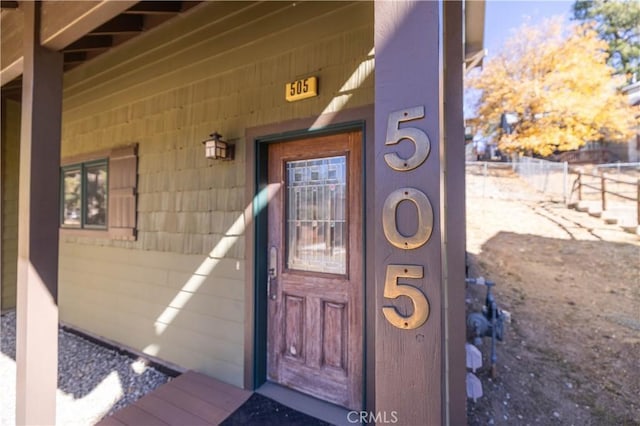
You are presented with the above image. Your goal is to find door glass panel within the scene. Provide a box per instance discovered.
[286,156,347,274]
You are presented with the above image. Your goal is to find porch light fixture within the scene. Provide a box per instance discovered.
[202,132,234,160]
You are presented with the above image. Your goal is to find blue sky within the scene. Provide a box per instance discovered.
[485,0,574,58]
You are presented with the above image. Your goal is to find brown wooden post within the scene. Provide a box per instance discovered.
[600,173,606,212]
[1,97,3,309]
[374,2,463,424]
[443,2,466,424]
[577,172,582,201]
[15,2,63,424]
[637,179,640,226]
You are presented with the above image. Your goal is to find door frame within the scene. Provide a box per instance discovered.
[244,105,375,410]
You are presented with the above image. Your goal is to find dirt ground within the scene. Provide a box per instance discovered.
[464,167,640,426]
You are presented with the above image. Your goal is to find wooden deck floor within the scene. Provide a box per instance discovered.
[97,371,251,426]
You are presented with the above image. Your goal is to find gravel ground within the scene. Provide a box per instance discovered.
[0,311,170,426]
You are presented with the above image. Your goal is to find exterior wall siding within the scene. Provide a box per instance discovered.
[58,1,373,385]
[59,243,245,384]
[1,98,20,311]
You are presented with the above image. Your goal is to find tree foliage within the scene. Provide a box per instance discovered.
[573,0,640,83]
[467,18,636,157]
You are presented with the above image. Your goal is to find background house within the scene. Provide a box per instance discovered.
[622,80,640,162]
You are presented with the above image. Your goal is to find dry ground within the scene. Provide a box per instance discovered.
[465,167,640,426]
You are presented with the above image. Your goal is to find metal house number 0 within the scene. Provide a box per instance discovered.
[382,106,432,330]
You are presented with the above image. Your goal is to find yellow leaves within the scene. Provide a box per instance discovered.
[467,17,636,156]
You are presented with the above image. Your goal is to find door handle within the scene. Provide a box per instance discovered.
[268,246,278,300]
[268,274,277,300]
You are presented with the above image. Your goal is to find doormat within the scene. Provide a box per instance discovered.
[220,393,332,426]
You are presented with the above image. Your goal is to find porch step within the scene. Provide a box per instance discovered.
[576,200,599,213]
[588,209,602,218]
[621,225,640,236]
[97,371,251,426]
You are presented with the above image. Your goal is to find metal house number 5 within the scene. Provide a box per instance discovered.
[382,106,432,330]
[384,105,430,171]
[383,265,430,329]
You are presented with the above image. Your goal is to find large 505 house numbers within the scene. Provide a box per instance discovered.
[382,106,433,330]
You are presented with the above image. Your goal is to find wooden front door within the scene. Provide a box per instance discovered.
[266,131,363,410]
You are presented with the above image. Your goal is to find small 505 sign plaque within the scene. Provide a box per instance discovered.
[285,77,318,102]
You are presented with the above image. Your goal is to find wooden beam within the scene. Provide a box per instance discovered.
[63,35,113,52]
[41,0,138,50]
[90,14,144,35]
[125,1,183,15]
[0,1,18,9]
[0,57,22,87]
[1,7,24,86]
[443,2,467,425]
[0,97,3,312]
[15,2,62,425]
[3,1,138,83]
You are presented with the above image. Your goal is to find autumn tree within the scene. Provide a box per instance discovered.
[573,0,640,83]
[467,18,636,157]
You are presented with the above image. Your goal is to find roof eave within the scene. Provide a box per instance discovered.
[464,0,486,72]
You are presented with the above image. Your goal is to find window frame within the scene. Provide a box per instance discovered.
[59,144,138,241]
[60,158,109,230]
[60,164,82,229]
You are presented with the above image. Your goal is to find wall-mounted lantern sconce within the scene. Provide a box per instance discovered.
[202,132,234,160]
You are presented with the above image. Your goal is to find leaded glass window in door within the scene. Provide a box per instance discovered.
[285,156,347,274]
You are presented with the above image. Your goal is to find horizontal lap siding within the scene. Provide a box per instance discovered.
[58,1,373,385]
[59,243,246,385]
[1,99,20,310]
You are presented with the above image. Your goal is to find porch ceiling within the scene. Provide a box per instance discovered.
[59,1,202,72]
[0,1,202,96]
[2,0,487,95]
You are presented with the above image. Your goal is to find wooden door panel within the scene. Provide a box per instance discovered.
[283,294,305,361]
[321,301,347,371]
[267,131,363,410]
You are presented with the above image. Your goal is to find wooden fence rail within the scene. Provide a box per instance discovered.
[574,172,640,225]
